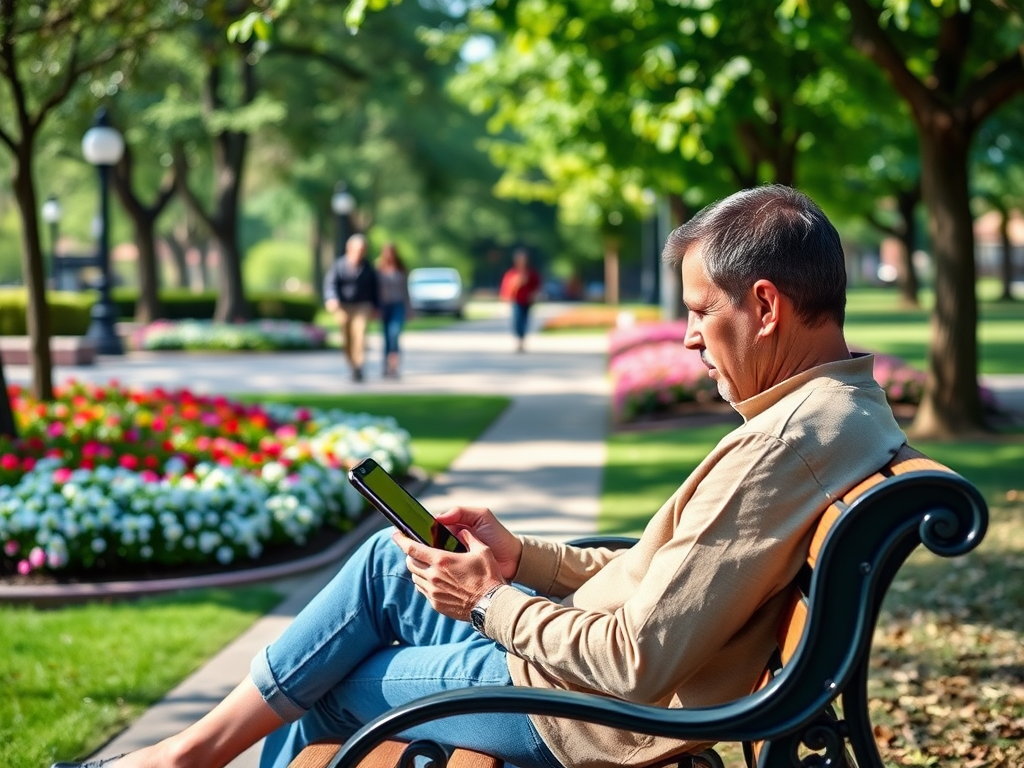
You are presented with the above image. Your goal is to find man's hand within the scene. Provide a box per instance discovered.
[392,529,505,621]
[433,506,522,581]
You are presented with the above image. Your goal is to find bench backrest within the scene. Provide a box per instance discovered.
[746,444,988,767]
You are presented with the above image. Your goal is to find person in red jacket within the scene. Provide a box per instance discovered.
[499,248,542,352]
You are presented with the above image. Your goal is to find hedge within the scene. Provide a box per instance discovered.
[0,290,93,336]
[0,289,319,335]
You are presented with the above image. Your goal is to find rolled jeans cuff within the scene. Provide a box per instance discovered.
[251,645,308,722]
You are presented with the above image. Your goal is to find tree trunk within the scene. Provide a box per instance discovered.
[164,231,190,289]
[0,359,16,438]
[895,187,920,308]
[998,207,1016,302]
[111,145,174,323]
[11,143,54,401]
[312,211,325,297]
[133,225,163,323]
[214,235,247,322]
[909,126,986,437]
[603,241,620,305]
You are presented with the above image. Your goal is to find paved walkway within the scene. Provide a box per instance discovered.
[6,303,611,767]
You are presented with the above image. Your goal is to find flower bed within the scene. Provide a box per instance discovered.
[132,319,327,352]
[0,382,410,577]
[609,322,940,423]
[542,305,662,332]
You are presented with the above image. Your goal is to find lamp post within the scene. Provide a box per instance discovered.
[41,195,61,288]
[81,108,125,355]
[331,182,356,261]
[639,188,659,305]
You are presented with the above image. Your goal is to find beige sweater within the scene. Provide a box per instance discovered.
[483,356,907,768]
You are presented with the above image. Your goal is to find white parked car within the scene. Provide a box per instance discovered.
[407,267,466,317]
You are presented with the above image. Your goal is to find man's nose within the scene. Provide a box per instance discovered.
[683,315,701,349]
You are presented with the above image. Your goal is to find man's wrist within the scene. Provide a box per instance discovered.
[469,584,504,634]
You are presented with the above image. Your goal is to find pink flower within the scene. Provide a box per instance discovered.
[0,454,18,470]
[17,559,31,576]
[28,546,46,568]
[119,454,140,470]
[47,550,67,569]
[139,470,160,483]
[46,422,65,438]
[53,467,74,484]
[4,540,19,556]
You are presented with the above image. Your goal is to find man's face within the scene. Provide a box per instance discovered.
[681,247,762,404]
[348,239,367,263]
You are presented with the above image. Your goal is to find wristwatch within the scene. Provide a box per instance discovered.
[470,585,504,634]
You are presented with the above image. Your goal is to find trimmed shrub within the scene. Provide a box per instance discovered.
[112,289,318,322]
[0,289,94,336]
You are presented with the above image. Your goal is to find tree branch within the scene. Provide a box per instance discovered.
[264,41,366,81]
[0,123,14,152]
[843,0,935,119]
[932,8,973,97]
[171,142,216,235]
[865,210,900,239]
[966,50,1024,125]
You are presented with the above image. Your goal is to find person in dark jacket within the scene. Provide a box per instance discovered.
[323,234,379,382]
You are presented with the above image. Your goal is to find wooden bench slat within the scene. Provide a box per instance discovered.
[288,739,501,768]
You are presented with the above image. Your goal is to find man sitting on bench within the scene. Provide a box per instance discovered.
[55,185,907,768]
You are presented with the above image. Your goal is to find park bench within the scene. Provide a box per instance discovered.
[286,444,989,768]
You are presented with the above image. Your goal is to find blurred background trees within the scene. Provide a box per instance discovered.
[1,0,1022,436]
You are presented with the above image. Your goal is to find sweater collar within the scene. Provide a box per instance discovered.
[732,354,876,423]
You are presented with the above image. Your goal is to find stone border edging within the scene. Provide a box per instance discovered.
[0,470,429,606]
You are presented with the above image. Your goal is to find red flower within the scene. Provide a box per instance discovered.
[0,454,19,470]
[119,454,140,470]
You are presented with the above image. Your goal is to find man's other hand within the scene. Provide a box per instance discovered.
[393,529,506,621]
[434,506,522,581]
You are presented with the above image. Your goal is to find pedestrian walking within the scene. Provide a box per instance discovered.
[499,248,542,352]
[376,242,412,378]
[323,234,379,382]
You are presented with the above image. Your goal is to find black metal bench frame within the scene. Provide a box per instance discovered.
[317,461,988,768]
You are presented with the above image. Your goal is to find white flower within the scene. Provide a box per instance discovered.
[198,531,221,554]
[215,546,234,565]
[261,462,287,484]
[91,538,107,553]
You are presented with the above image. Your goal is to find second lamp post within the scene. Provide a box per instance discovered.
[81,108,125,355]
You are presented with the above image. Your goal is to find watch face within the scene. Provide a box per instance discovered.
[470,606,486,632]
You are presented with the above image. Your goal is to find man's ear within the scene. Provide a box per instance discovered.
[751,279,782,338]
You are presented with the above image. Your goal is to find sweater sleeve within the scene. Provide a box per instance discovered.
[485,432,828,703]
[513,535,627,597]
[322,262,339,304]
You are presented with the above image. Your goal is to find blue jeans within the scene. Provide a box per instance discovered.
[251,530,561,768]
[511,302,532,340]
[381,302,406,358]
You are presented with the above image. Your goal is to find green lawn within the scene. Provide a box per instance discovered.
[253,393,511,474]
[0,587,282,768]
[844,285,1024,375]
[4,392,511,768]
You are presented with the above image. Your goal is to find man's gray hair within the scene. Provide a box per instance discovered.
[663,185,847,327]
